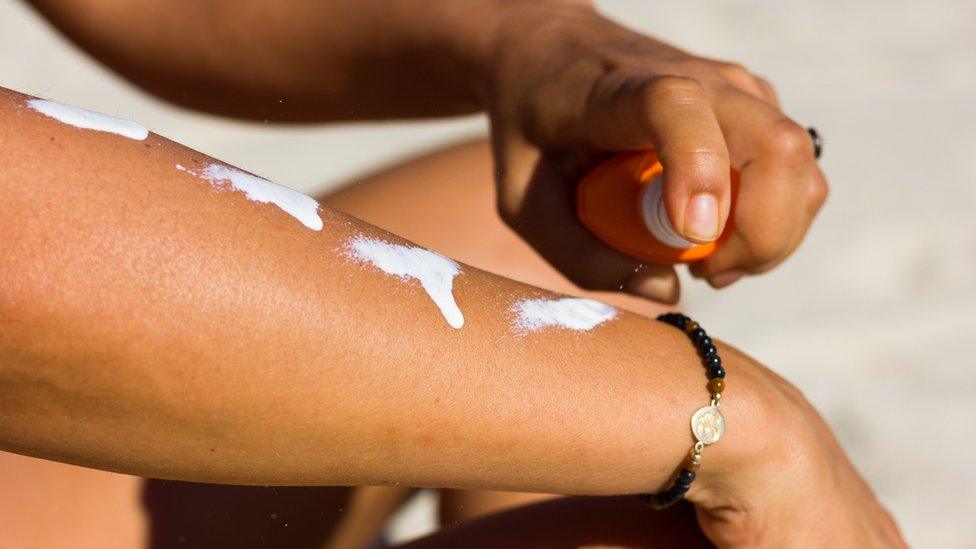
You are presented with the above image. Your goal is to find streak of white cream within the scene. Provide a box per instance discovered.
[185,163,323,231]
[346,236,464,329]
[175,163,196,176]
[512,297,617,333]
[26,98,149,140]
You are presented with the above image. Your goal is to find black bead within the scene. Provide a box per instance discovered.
[647,314,722,511]
[700,343,717,358]
[659,313,681,327]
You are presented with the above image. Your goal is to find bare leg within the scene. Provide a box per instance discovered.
[0,451,145,549]
[438,489,552,529]
[323,486,415,549]
[401,497,710,548]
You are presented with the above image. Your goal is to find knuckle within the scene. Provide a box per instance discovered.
[808,173,830,212]
[753,75,776,93]
[751,75,781,106]
[752,74,770,87]
[673,56,714,77]
[753,75,780,108]
[643,75,707,106]
[716,62,766,99]
[759,118,813,164]
[720,62,753,84]
[739,226,790,265]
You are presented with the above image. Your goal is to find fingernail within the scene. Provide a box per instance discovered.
[710,270,745,288]
[684,193,720,242]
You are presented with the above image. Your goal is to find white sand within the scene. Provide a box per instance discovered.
[1,0,973,545]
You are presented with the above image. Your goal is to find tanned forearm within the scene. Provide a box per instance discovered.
[0,87,770,495]
[25,0,522,120]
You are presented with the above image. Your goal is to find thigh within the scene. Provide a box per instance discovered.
[401,496,709,548]
[141,480,350,549]
[0,451,145,549]
[439,489,554,526]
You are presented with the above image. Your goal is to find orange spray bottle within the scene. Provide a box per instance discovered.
[577,151,739,265]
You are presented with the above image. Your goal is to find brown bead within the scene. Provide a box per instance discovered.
[707,378,725,394]
[684,321,699,334]
[683,450,701,471]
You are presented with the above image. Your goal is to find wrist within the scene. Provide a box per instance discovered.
[443,0,600,108]
[684,344,807,508]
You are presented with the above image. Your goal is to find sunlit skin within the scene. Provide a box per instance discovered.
[0,86,903,547]
[0,85,709,498]
[0,139,640,549]
[4,0,897,545]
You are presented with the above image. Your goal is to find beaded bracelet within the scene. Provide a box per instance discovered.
[640,312,727,510]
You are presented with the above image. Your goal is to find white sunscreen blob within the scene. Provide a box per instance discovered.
[26,98,149,141]
[179,163,323,231]
[512,297,617,333]
[346,236,464,329]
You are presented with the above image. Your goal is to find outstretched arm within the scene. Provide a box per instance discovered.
[0,85,725,492]
[0,88,901,546]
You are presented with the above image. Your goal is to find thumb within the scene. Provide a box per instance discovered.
[585,73,731,243]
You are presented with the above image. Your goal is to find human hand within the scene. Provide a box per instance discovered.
[484,0,827,302]
[687,346,906,547]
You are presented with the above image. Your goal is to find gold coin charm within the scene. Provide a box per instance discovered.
[690,405,725,445]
